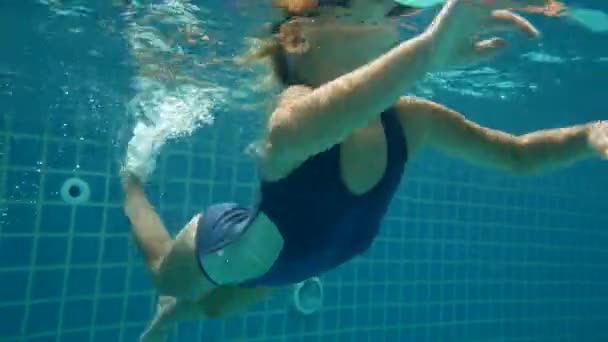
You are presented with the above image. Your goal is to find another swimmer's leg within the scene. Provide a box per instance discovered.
[122,173,172,274]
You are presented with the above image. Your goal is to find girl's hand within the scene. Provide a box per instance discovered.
[588,121,608,159]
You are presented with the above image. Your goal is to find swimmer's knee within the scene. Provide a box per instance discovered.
[136,236,172,273]
[153,262,203,298]
[143,243,171,282]
[152,238,208,298]
[144,253,176,296]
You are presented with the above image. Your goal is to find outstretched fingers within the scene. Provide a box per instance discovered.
[485,10,541,39]
[466,0,548,11]
[462,9,541,65]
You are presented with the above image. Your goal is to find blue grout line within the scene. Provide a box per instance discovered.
[19,114,51,340]
[0,128,9,234]
[86,122,116,342]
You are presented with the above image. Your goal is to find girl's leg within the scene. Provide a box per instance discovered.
[139,286,276,342]
[139,296,203,342]
[122,174,209,298]
[122,174,172,271]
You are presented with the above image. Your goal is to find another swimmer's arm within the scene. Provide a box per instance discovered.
[402,98,596,175]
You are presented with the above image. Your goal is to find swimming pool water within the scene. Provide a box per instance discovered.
[1,1,608,341]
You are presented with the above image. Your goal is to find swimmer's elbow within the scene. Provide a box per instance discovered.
[154,273,195,299]
[505,141,544,176]
[266,126,295,164]
[266,115,311,164]
[507,152,535,176]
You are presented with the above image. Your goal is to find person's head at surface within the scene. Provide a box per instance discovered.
[244,0,421,88]
[243,0,563,89]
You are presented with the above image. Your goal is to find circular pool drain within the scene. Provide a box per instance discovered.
[292,277,324,316]
[60,177,91,205]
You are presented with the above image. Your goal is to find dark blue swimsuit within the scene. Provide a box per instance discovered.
[195,108,408,287]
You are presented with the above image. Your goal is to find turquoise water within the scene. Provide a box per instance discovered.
[1,1,608,341]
